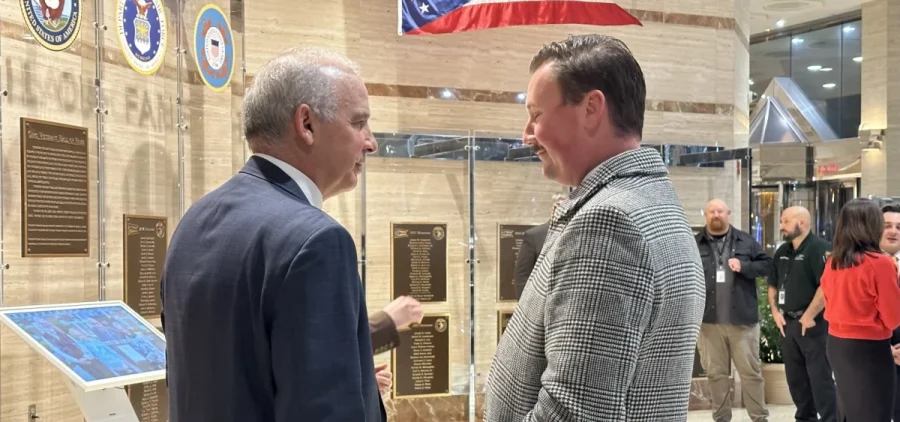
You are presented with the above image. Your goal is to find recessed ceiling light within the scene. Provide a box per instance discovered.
[749,79,754,85]
[516,93,526,102]
[776,19,785,28]
[853,56,863,63]
[808,65,822,71]
[844,26,855,33]
[441,89,453,99]
[820,67,833,72]
[792,37,804,44]
[823,83,836,89]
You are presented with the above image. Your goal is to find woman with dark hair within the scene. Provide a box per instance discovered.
[821,198,900,421]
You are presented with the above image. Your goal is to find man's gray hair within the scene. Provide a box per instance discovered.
[242,47,360,147]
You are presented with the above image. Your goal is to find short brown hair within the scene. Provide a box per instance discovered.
[530,34,646,139]
[831,198,884,270]
[882,204,900,214]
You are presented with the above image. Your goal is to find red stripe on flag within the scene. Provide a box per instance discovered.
[406,1,642,35]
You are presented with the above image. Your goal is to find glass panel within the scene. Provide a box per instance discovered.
[367,130,472,419]
[181,0,245,208]
[749,36,790,106]
[750,20,862,139]
[102,0,180,313]
[470,130,567,418]
[815,178,858,242]
[840,20,862,139]
[789,26,843,137]
[0,0,101,416]
[784,183,816,210]
[750,187,781,255]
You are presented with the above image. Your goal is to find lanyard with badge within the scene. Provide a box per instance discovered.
[779,254,795,306]
[715,235,735,284]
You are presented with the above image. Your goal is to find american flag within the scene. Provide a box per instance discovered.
[399,0,641,35]
[210,39,220,58]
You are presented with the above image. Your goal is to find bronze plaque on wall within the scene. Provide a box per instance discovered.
[497,311,513,344]
[497,224,535,301]
[124,215,168,320]
[392,314,451,399]
[20,117,90,257]
[391,223,447,303]
[127,379,169,422]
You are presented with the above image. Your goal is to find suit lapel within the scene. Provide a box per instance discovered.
[239,156,310,204]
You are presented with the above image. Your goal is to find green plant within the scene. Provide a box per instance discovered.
[757,277,783,363]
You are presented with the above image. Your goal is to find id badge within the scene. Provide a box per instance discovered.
[778,289,786,305]
[716,269,726,283]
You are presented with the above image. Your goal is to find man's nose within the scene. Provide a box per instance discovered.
[364,131,378,154]
[523,121,535,144]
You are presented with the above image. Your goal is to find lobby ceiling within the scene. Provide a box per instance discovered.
[750,0,863,35]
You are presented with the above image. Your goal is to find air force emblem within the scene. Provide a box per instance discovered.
[116,0,167,75]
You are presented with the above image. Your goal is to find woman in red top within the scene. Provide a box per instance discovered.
[822,198,900,422]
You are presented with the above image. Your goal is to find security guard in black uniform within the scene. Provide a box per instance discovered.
[766,206,836,422]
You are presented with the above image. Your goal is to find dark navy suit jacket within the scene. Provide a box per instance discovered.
[161,156,384,422]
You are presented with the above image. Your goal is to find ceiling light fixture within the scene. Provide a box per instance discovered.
[820,67,833,72]
[749,79,754,85]
[853,56,863,63]
[823,83,836,89]
[776,19,785,28]
[843,26,855,33]
[792,37,804,44]
[807,65,822,71]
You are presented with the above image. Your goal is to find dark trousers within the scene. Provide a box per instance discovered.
[827,335,894,422]
[894,365,900,422]
[892,327,900,422]
[782,315,837,422]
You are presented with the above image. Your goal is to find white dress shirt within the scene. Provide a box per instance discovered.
[253,153,323,209]
[894,252,900,276]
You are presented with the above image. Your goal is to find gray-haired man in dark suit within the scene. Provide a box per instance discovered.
[161,47,384,422]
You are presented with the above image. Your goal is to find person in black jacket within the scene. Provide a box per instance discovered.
[512,193,568,299]
[696,199,772,422]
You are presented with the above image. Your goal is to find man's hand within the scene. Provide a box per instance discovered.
[727,258,741,273]
[382,296,424,330]
[799,314,816,336]
[772,310,786,337]
[375,363,392,395]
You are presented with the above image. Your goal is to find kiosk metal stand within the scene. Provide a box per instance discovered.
[0,301,167,422]
[68,382,139,422]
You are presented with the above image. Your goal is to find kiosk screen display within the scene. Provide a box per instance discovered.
[1,303,166,384]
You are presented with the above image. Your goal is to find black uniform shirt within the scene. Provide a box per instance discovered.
[767,234,831,313]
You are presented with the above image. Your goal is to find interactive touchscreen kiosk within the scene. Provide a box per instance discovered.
[0,301,166,422]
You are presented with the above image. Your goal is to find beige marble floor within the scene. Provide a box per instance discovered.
[687,404,796,421]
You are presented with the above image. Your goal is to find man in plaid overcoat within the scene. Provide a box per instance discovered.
[485,34,706,422]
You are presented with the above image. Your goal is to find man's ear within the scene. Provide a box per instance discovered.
[294,104,315,146]
[583,89,607,132]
